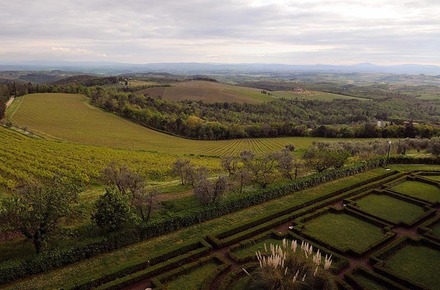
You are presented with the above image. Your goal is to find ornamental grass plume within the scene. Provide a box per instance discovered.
[246,239,336,290]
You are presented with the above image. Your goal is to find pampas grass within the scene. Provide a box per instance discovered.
[246,239,337,290]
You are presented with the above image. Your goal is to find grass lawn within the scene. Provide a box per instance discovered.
[391,180,440,203]
[229,237,281,260]
[383,244,440,289]
[161,262,219,289]
[301,211,388,254]
[430,220,440,238]
[350,271,391,290]
[422,175,440,182]
[354,193,425,224]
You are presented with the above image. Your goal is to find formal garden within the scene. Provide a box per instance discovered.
[85,168,440,290]
[1,166,439,289]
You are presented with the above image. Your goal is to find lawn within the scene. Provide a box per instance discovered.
[354,192,426,224]
[391,180,440,203]
[300,210,390,254]
[421,174,440,182]
[229,236,282,261]
[382,244,440,289]
[349,270,391,290]
[159,260,221,289]
[430,219,440,238]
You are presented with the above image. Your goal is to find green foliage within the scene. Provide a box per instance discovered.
[303,146,350,172]
[92,188,134,232]
[0,180,79,253]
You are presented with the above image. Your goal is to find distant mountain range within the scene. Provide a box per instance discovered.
[1,61,440,75]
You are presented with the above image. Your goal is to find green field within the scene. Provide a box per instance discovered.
[141,80,274,103]
[271,90,367,101]
[6,93,330,156]
[354,192,425,224]
[382,244,440,289]
[300,211,389,254]
[391,180,440,203]
[0,126,220,190]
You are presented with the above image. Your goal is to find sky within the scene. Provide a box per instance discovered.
[0,0,439,65]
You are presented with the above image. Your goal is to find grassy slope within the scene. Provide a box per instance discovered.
[271,90,368,101]
[141,80,274,103]
[6,93,331,156]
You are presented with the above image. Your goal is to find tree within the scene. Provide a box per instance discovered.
[102,163,159,223]
[102,162,144,196]
[221,156,239,176]
[194,175,228,205]
[172,159,194,185]
[0,181,79,253]
[91,188,133,232]
[275,149,295,180]
[303,146,350,173]
[427,137,440,156]
[131,188,160,222]
[242,151,278,189]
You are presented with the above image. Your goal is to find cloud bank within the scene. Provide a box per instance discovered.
[0,0,439,65]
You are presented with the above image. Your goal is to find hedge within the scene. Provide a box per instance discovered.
[207,170,402,248]
[1,156,437,284]
[292,207,396,257]
[72,239,212,290]
[344,266,406,290]
[151,254,230,289]
[370,236,440,290]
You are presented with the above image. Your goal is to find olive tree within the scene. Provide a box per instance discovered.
[0,181,79,253]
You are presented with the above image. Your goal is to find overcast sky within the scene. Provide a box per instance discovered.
[0,0,439,65]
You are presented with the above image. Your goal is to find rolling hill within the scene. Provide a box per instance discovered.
[6,93,324,156]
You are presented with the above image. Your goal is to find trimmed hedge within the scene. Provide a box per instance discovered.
[346,189,436,227]
[207,170,402,248]
[0,157,436,284]
[293,207,395,256]
[151,254,230,289]
[370,236,440,290]
[72,239,212,290]
[418,215,440,243]
[344,266,406,290]
[218,262,257,290]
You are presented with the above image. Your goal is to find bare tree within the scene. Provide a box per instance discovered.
[131,188,160,222]
[102,162,144,196]
[172,159,194,185]
[221,156,239,176]
[274,149,295,180]
[194,175,228,205]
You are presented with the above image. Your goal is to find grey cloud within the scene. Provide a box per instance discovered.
[0,0,439,65]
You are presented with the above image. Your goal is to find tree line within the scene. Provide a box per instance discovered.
[87,86,440,140]
[2,81,440,140]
